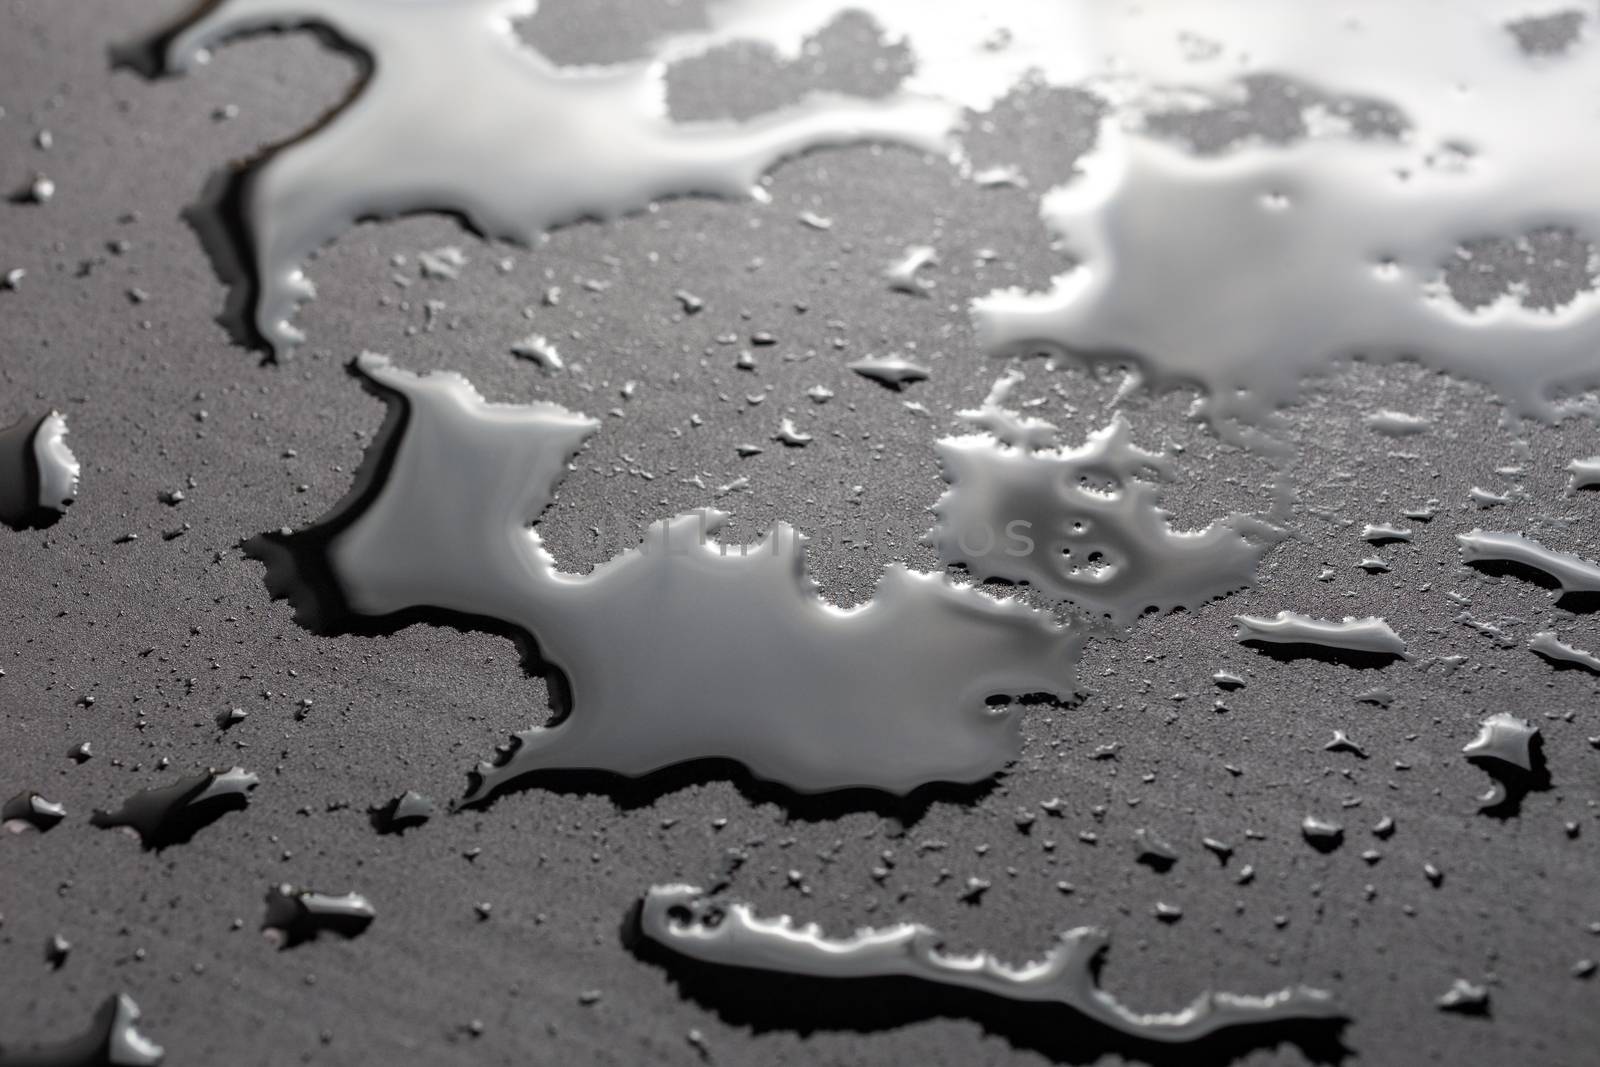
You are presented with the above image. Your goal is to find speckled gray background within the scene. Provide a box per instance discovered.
[2,1,1598,1064]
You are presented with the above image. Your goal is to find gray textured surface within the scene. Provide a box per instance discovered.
[2,1,1599,1065]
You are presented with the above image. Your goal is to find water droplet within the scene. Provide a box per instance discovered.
[1458,529,1600,598]
[20,174,55,204]
[0,993,164,1065]
[510,334,564,372]
[369,790,436,834]
[1435,978,1490,1016]
[0,411,79,529]
[1133,827,1178,871]
[1301,816,1344,851]
[1468,486,1514,508]
[773,419,812,447]
[1567,456,1600,491]
[3,790,67,832]
[1464,713,1538,771]
[1361,523,1412,544]
[417,245,467,281]
[1463,712,1543,814]
[90,767,258,849]
[1234,612,1407,659]
[973,164,1024,188]
[262,884,375,948]
[885,244,937,295]
[847,357,931,389]
[1324,731,1368,759]
[1363,411,1431,436]
[45,932,71,969]
[1529,630,1600,673]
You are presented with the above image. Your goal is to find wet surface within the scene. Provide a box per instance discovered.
[3,2,1600,1065]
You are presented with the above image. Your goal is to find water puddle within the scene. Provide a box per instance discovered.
[679,1,1600,422]
[246,355,1083,807]
[116,0,955,355]
[68,4,1600,1056]
[115,0,1600,426]
[930,373,1277,626]
[635,884,1344,1044]
[959,0,1600,424]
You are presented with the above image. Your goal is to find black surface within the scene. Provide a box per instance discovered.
[3,2,1599,1065]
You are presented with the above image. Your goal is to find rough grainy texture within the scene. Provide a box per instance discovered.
[2,1,1599,1065]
